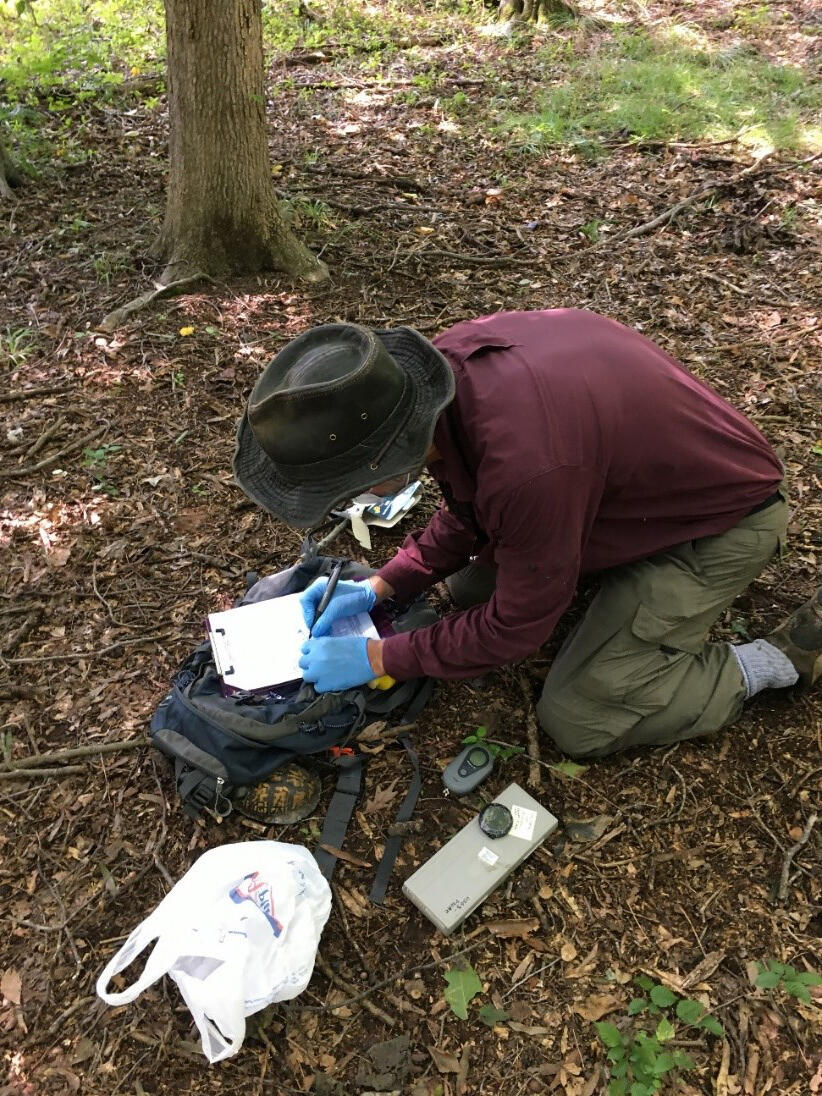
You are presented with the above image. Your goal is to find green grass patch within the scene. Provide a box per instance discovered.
[0,0,164,96]
[506,27,822,153]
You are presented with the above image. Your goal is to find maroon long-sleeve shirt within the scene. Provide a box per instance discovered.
[378,309,782,681]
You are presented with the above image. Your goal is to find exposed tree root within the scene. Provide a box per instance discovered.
[98,271,211,333]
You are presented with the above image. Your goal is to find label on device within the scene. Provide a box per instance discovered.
[509,805,537,841]
[478,846,499,867]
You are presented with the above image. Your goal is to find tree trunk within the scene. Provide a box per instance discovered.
[156,0,327,284]
[0,130,22,200]
[499,0,577,21]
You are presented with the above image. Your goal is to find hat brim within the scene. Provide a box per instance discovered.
[233,327,455,528]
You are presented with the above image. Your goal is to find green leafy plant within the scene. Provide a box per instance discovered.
[478,1003,509,1027]
[0,326,36,368]
[597,977,723,1095]
[755,960,822,1004]
[443,964,482,1020]
[461,724,524,762]
[82,443,121,469]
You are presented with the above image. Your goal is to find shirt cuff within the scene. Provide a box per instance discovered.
[377,556,435,603]
[381,633,424,681]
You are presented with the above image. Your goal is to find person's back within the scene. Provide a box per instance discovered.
[433,308,781,572]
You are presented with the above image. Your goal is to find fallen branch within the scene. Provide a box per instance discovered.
[314,952,396,1027]
[778,811,818,901]
[5,630,171,664]
[422,246,539,268]
[98,272,211,334]
[0,765,86,781]
[0,425,108,480]
[0,385,72,404]
[575,152,781,258]
[1,608,43,658]
[518,673,542,789]
[291,936,487,1014]
[0,737,147,771]
[25,415,67,459]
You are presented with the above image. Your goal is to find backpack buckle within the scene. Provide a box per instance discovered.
[328,746,355,759]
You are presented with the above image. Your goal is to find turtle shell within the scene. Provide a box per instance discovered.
[237,763,322,825]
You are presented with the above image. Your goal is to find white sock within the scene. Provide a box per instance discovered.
[730,640,799,699]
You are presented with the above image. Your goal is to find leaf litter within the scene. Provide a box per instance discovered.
[0,0,820,1093]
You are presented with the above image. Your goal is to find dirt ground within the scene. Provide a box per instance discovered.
[1,3,820,1094]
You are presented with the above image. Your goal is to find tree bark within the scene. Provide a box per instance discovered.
[156,0,327,283]
[499,0,577,21]
[0,129,23,200]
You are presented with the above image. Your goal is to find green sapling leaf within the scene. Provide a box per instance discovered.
[649,984,677,1008]
[655,1017,675,1042]
[443,965,482,1020]
[478,1003,509,1027]
[596,1021,624,1048]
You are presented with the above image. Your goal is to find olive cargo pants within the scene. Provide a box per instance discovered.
[446,493,789,759]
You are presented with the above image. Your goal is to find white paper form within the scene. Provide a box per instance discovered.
[207,596,379,693]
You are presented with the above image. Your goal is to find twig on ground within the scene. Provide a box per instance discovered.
[0,765,86,781]
[314,952,396,1027]
[0,424,108,479]
[1,608,43,657]
[778,812,818,901]
[0,385,72,403]
[98,272,212,333]
[0,737,147,771]
[422,246,539,268]
[291,936,488,1014]
[25,415,67,459]
[518,673,542,789]
[575,152,781,258]
[4,631,171,664]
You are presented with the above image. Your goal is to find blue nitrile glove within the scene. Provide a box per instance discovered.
[299,577,377,636]
[299,635,375,693]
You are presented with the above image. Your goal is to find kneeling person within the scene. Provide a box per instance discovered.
[233,311,821,759]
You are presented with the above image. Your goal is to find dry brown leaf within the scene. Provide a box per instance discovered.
[572,993,622,1022]
[715,1038,732,1096]
[317,844,372,868]
[486,917,540,938]
[429,1046,461,1073]
[509,1022,550,1036]
[809,1059,822,1094]
[336,886,368,919]
[512,951,535,983]
[364,778,399,814]
[1,969,22,1006]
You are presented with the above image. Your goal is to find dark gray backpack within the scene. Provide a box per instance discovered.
[150,556,436,900]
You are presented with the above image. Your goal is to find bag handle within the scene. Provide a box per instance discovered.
[96,923,177,1005]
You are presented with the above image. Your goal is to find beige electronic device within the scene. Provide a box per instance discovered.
[402,783,558,935]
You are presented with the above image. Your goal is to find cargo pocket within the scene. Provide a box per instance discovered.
[621,604,707,717]
[630,604,706,657]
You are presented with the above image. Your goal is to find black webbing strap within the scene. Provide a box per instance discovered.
[313,678,434,894]
[313,754,365,881]
[369,733,422,906]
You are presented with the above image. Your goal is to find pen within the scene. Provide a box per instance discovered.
[310,559,344,637]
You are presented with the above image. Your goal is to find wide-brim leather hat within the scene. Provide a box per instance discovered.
[233,324,455,528]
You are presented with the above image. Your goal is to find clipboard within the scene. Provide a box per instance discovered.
[206,593,380,696]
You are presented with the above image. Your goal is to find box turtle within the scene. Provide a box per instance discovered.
[236,763,322,824]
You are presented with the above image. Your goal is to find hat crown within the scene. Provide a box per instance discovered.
[248,324,407,467]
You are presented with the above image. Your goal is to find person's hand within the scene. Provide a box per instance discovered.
[299,635,376,692]
[299,577,377,635]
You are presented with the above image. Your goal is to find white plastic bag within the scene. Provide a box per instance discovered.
[96,842,331,1063]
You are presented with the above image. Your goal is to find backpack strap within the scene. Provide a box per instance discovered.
[369,733,422,906]
[313,753,365,881]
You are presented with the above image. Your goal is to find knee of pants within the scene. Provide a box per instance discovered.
[535,681,619,760]
[445,562,497,610]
